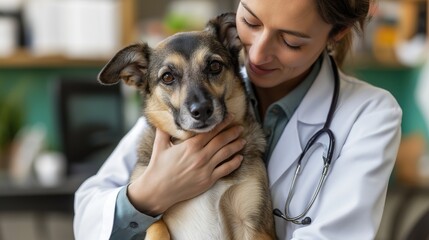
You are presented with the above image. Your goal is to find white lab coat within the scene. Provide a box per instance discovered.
[268,53,402,239]
[74,53,402,240]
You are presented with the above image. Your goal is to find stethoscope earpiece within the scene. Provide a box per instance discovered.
[273,208,286,220]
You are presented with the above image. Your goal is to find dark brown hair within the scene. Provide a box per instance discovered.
[316,0,371,66]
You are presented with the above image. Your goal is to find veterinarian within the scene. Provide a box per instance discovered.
[74,0,402,239]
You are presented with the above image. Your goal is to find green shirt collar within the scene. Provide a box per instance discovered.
[243,54,323,123]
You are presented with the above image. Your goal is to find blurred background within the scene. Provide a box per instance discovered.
[0,0,427,239]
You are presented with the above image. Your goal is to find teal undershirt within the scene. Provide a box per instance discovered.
[245,54,322,162]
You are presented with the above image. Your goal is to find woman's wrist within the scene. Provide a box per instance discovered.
[127,175,168,217]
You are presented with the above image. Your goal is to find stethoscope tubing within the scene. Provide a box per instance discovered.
[275,54,340,225]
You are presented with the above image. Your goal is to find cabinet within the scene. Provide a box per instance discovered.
[0,0,239,172]
[0,0,241,68]
[0,3,233,240]
[0,0,139,157]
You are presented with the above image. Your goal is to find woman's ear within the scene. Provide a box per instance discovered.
[333,27,351,42]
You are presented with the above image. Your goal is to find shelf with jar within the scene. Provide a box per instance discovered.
[0,48,110,68]
[344,0,428,70]
[0,0,136,68]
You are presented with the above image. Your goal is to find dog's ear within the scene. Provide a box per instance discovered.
[206,13,242,55]
[98,43,150,88]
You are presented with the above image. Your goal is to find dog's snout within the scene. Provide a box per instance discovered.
[189,100,213,121]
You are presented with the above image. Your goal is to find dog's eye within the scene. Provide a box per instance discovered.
[161,72,175,84]
[209,61,223,74]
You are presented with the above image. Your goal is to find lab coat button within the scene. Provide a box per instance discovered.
[272,107,280,114]
[129,222,139,228]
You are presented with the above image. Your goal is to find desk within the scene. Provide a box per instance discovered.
[0,149,108,213]
[388,184,429,240]
[0,173,91,240]
[0,173,90,213]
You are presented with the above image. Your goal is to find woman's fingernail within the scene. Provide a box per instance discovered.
[228,114,235,121]
[238,126,244,132]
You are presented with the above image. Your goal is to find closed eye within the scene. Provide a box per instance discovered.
[283,41,302,50]
[241,17,259,29]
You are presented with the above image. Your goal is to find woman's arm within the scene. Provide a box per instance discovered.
[74,115,246,239]
[73,117,147,240]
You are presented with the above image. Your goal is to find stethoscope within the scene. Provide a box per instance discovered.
[273,55,340,225]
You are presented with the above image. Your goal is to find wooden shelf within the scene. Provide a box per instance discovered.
[0,0,136,69]
[0,49,109,68]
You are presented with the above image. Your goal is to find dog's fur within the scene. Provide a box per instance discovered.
[98,13,275,240]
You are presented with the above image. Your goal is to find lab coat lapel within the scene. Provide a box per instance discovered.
[298,52,336,125]
[267,52,336,187]
[267,113,301,187]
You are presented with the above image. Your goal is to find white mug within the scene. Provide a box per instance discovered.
[34,152,66,187]
[0,17,18,56]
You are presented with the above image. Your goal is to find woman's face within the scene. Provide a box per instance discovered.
[236,0,333,89]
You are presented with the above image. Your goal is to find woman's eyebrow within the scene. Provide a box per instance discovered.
[241,2,259,19]
[241,2,311,39]
[280,29,311,39]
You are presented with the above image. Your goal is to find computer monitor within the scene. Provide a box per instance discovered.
[55,78,124,175]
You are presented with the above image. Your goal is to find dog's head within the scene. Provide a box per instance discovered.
[98,13,247,140]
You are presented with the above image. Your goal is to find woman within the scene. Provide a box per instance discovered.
[74,0,402,239]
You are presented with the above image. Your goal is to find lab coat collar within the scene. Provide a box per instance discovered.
[268,52,337,187]
[297,52,336,125]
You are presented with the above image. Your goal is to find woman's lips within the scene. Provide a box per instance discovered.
[248,62,275,75]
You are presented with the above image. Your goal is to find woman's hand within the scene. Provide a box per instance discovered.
[127,115,246,216]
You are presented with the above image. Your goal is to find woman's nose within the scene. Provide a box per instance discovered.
[249,31,274,65]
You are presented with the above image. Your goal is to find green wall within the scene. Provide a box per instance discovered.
[0,67,101,150]
[349,65,429,140]
[1,64,428,151]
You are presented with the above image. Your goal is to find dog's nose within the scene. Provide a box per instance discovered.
[189,101,213,121]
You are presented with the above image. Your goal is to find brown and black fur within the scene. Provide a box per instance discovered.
[98,13,276,240]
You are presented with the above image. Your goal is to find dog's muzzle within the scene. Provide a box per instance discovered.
[189,100,214,122]
[178,90,223,133]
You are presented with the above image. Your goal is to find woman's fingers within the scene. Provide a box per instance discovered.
[153,128,172,153]
[211,154,244,181]
[135,117,246,214]
[190,114,235,148]
[209,137,246,169]
[205,124,243,151]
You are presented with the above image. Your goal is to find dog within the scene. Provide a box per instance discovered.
[98,13,276,240]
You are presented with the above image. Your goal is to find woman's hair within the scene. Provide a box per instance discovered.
[316,0,372,66]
